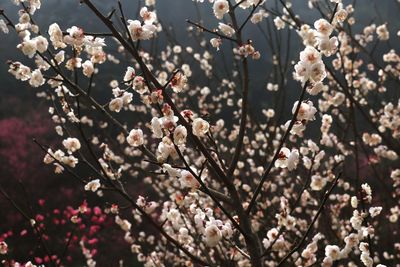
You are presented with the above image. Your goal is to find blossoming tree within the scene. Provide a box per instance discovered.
[1,0,399,266]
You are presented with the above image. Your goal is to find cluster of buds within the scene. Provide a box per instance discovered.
[235,42,260,59]
[43,148,79,173]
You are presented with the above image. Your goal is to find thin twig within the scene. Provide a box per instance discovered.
[246,81,309,215]
[276,173,342,265]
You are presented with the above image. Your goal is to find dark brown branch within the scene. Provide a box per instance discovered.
[246,81,308,215]
[239,2,263,32]
[62,31,113,36]
[226,4,249,178]
[186,19,238,42]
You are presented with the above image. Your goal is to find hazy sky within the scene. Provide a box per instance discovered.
[0,0,398,109]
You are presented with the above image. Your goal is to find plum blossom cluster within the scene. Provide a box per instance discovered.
[321,183,384,267]
[127,7,158,41]
[294,46,326,84]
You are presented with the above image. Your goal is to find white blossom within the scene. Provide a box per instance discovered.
[325,245,340,260]
[0,19,9,34]
[274,17,285,30]
[204,224,222,247]
[82,60,94,77]
[29,69,45,87]
[213,0,229,20]
[210,37,222,50]
[109,98,124,112]
[0,241,8,255]
[251,10,268,24]
[140,7,157,25]
[17,39,37,58]
[34,36,48,53]
[127,129,144,147]
[192,118,209,137]
[127,20,157,41]
[218,23,235,37]
[173,125,187,145]
[62,137,81,153]
[48,23,66,49]
[179,170,200,189]
[275,147,299,170]
[84,179,101,192]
